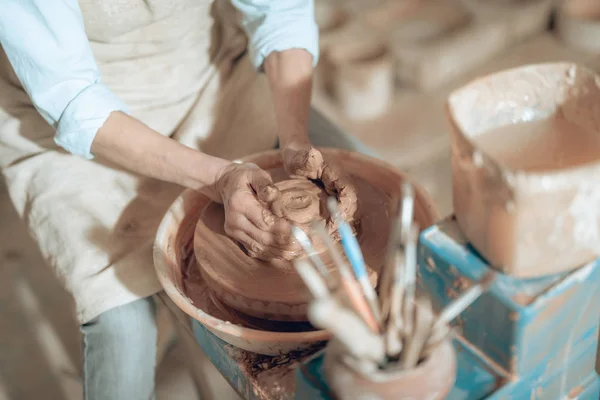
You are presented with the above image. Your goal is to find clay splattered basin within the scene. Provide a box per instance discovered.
[324,339,456,400]
[446,63,600,278]
[194,149,438,322]
[154,149,438,355]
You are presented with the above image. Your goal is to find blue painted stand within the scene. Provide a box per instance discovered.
[192,216,600,399]
[418,216,600,399]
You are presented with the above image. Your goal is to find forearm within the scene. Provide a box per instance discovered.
[91,111,230,199]
[264,49,314,148]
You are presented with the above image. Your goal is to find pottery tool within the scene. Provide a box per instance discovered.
[421,271,497,358]
[377,201,402,317]
[400,223,419,340]
[293,258,330,299]
[400,182,415,243]
[327,197,381,326]
[308,296,385,363]
[310,221,379,333]
[291,226,333,284]
[399,296,436,370]
[384,249,406,358]
[436,271,496,327]
[379,182,415,323]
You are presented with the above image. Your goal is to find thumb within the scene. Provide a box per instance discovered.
[250,171,280,203]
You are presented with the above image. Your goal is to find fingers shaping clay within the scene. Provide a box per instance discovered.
[193,151,411,323]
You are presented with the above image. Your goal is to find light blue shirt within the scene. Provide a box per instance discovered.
[0,0,319,160]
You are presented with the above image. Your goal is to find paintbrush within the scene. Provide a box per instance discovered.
[436,271,496,327]
[384,248,406,358]
[327,197,381,325]
[400,223,419,339]
[399,295,435,370]
[377,200,402,321]
[293,258,330,299]
[379,182,415,323]
[422,271,497,358]
[400,182,415,243]
[310,221,380,333]
[291,226,333,285]
[308,296,385,364]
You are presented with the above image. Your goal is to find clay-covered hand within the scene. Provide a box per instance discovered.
[214,162,300,261]
[281,141,358,227]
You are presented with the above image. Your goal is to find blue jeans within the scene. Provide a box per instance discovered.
[81,297,157,400]
[79,108,377,400]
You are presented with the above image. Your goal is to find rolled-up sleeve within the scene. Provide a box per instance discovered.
[0,0,128,159]
[231,0,319,71]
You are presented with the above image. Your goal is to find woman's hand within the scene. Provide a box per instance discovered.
[214,162,300,261]
[281,139,359,228]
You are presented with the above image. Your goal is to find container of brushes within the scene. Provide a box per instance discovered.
[323,338,456,400]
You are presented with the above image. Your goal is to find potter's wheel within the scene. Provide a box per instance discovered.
[194,161,392,322]
[154,149,439,355]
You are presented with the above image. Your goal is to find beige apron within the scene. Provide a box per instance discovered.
[0,0,279,323]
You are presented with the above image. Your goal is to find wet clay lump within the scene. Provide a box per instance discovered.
[268,179,331,231]
[472,117,600,172]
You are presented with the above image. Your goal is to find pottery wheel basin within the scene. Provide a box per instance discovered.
[194,149,438,322]
[153,149,438,355]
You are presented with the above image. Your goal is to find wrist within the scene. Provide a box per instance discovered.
[187,154,232,202]
[279,131,311,150]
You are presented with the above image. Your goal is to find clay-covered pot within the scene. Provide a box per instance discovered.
[313,2,350,94]
[446,62,600,278]
[194,149,439,322]
[324,339,456,400]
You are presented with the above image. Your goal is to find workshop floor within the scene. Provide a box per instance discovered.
[0,180,241,400]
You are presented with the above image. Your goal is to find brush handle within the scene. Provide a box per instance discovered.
[340,278,379,333]
[358,276,381,324]
[422,322,450,359]
[338,222,366,279]
[309,297,385,363]
[294,259,329,299]
[436,272,495,326]
[292,226,331,280]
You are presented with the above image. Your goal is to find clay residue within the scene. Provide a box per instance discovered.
[224,342,326,400]
[471,116,600,172]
